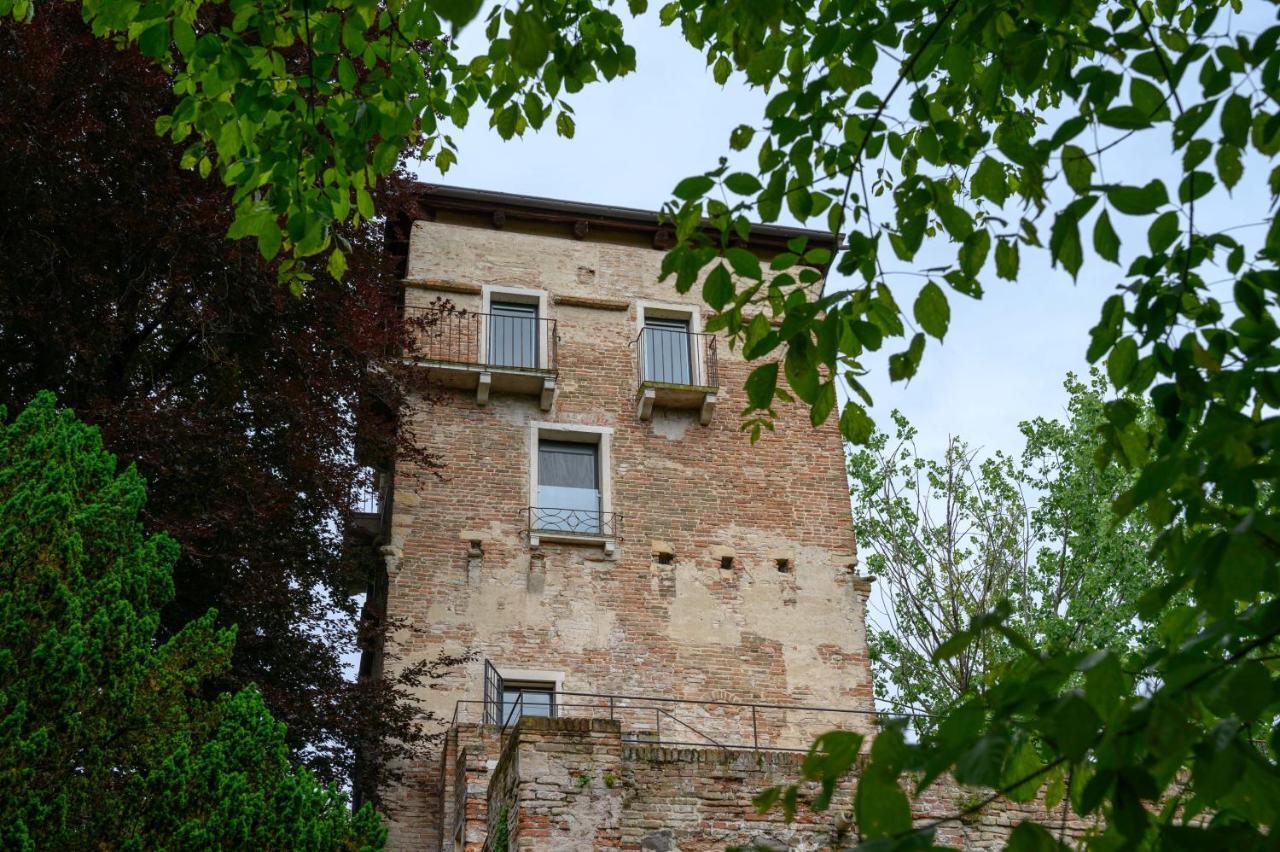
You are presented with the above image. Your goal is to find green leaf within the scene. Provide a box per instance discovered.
[1107,181,1169,215]
[137,21,169,59]
[855,770,911,837]
[729,125,755,151]
[913,282,950,339]
[435,0,483,27]
[1082,651,1124,717]
[1216,144,1243,190]
[725,247,762,281]
[1107,337,1138,387]
[744,362,778,409]
[1007,821,1068,851]
[509,12,551,70]
[936,203,973,240]
[555,112,575,139]
[338,57,357,91]
[673,175,714,201]
[971,156,1010,204]
[1178,170,1215,203]
[713,55,731,85]
[1130,77,1170,122]
[1147,211,1180,254]
[172,18,196,56]
[701,264,733,310]
[1221,93,1251,147]
[1099,106,1151,130]
[356,187,374,220]
[257,219,282,260]
[1049,210,1083,278]
[810,382,836,427]
[954,732,1010,787]
[995,238,1019,281]
[724,172,761,195]
[959,229,990,278]
[1047,694,1100,761]
[1093,209,1121,263]
[1062,145,1094,193]
[327,248,347,280]
[839,402,875,444]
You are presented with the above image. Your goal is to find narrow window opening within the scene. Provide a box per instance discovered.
[656,552,674,566]
[775,557,792,573]
[720,555,735,571]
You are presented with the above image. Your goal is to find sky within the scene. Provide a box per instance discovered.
[411,8,1273,462]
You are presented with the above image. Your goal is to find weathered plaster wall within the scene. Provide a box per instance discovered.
[383,218,870,849]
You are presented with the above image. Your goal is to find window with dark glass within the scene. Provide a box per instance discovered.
[643,316,693,385]
[501,682,555,725]
[488,301,539,369]
[535,440,600,534]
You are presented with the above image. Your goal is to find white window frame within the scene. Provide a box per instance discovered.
[635,301,707,386]
[481,285,551,370]
[528,422,614,551]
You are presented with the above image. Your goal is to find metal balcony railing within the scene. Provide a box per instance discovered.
[527,507,621,539]
[404,307,558,372]
[451,689,928,754]
[633,327,717,388]
[351,468,385,515]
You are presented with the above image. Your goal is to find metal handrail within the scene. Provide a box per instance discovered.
[632,326,718,388]
[527,507,621,538]
[351,468,385,516]
[458,688,931,754]
[404,307,559,372]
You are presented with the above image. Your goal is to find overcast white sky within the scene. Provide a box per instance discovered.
[412,8,1274,460]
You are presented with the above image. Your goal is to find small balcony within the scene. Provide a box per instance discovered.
[404,307,557,410]
[632,327,719,424]
[527,507,621,554]
[350,468,389,537]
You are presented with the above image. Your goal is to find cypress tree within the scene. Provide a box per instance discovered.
[0,392,385,850]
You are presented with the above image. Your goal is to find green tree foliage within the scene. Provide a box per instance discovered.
[0,0,640,288]
[9,0,1280,843]
[0,392,384,850]
[857,374,1158,724]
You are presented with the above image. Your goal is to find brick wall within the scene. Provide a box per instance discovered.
[475,717,1097,851]
[381,215,876,848]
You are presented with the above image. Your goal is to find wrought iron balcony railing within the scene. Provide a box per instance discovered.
[404,307,558,373]
[633,327,718,389]
[526,507,621,539]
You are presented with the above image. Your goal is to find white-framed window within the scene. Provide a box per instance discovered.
[636,301,706,386]
[528,422,614,539]
[481,285,551,370]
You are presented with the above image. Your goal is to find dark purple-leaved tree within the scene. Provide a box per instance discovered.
[0,3,445,804]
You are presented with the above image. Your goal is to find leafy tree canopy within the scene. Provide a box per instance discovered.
[0,4,441,802]
[8,0,1280,844]
[0,392,384,849]
[857,373,1160,725]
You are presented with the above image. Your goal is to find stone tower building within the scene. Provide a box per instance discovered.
[357,184,1098,850]
[365,184,878,850]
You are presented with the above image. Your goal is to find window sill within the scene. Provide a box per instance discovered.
[529,530,617,556]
